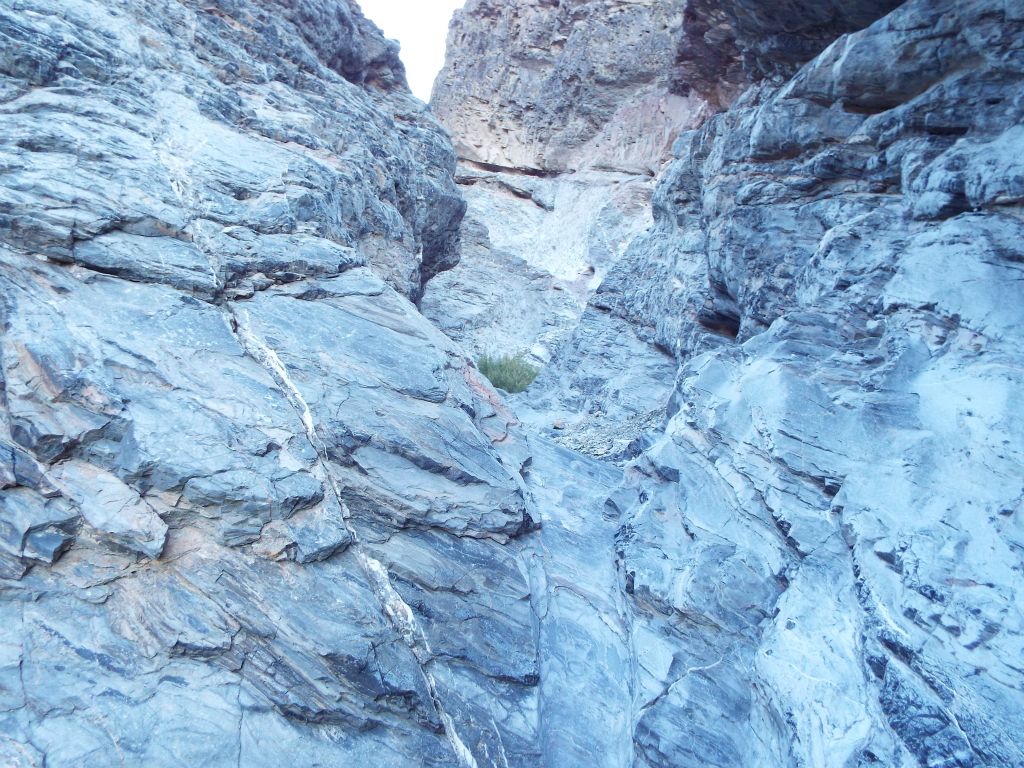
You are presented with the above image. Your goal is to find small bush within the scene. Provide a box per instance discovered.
[477,353,539,394]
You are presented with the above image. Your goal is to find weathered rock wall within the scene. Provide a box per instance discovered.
[421,165,654,367]
[4,0,1023,766]
[423,0,689,380]
[673,0,905,107]
[0,2,541,766]
[582,0,1024,764]
[431,0,905,176]
[431,0,703,176]
[428,0,915,459]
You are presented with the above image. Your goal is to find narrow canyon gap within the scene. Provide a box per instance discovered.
[1,1,1022,767]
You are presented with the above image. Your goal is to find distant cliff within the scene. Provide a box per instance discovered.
[432,0,697,175]
[423,0,691,418]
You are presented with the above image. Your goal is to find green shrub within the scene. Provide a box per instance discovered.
[477,353,539,394]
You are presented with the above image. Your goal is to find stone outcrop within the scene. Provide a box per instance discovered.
[431,0,702,176]
[423,0,688,405]
[0,2,540,765]
[421,165,654,367]
[541,0,1024,764]
[673,0,905,107]
[431,0,1024,763]
[430,0,905,174]
[3,0,1024,766]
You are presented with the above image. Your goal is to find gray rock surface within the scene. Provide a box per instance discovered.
[432,0,1024,764]
[0,1,538,765]
[3,0,1024,766]
[431,0,706,175]
[674,0,905,106]
[522,436,632,765]
[423,0,680,411]
[421,165,653,367]
[561,0,1024,764]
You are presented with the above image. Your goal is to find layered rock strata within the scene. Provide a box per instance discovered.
[425,0,915,456]
[0,2,539,765]
[555,0,1024,764]
[421,165,654,366]
[428,0,1024,763]
[423,0,696,442]
[431,0,700,175]
[2,0,1023,766]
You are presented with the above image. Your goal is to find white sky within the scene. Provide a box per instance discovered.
[359,0,466,102]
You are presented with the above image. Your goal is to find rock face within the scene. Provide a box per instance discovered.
[430,0,904,174]
[547,0,1024,765]
[673,0,905,107]
[423,0,686,406]
[424,0,923,456]
[431,0,702,175]
[421,165,655,367]
[4,0,1024,767]
[0,2,539,766]
[437,0,1024,764]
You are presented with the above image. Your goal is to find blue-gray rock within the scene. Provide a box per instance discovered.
[3,0,1023,766]
[0,1,540,766]
[553,0,1024,765]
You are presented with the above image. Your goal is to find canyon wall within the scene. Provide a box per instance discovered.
[431,0,698,175]
[429,0,1024,764]
[547,0,1024,765]
[423,0,695,449]
[0,2,541,765]
[1,0,1023,766]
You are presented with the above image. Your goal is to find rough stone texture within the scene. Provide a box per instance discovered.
[421,166,653,366]
[0,1,540,765]
[424,0,684,395]
[432,0,1024,763]
[572,0,1024,764]
[510,298,676,462]
[4,0,1024,766]
[0,0,464,301]
[674,0,905,107]
[431,0,905,175]
[521,436,633,766]
[425,0,912,456]
[432,0,707,175]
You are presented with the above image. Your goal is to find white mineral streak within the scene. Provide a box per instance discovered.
[232,314,480,768]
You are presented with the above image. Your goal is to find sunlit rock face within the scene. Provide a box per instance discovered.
[424,0,914,459]
[430,0,905,176]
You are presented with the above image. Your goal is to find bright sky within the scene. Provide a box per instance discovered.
[359,0,466,102]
